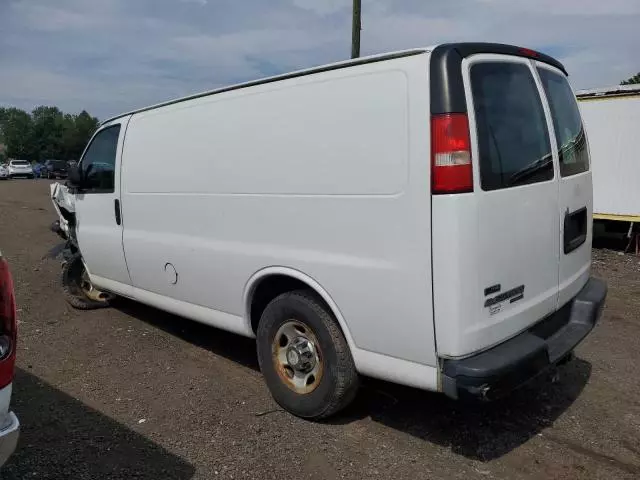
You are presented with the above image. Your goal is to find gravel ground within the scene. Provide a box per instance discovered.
[0,179,638,479]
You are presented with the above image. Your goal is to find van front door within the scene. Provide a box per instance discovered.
[74,117,132,294]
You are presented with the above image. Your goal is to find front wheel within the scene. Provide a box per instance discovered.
[256,290,359,420]
[61,254,112,309]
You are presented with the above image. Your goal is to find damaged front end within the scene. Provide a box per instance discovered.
[49,182,112,309]
[49,182,78,259]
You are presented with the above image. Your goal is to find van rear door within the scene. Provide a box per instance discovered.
[536,64,592,307]
[464,55,560,352]
[431,46,566,358]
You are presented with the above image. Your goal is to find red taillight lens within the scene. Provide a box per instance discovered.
[519,47,539,58]
[431,113,473,194]
[0,257,17,389]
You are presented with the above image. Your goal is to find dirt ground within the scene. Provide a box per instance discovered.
[0,178,638,480]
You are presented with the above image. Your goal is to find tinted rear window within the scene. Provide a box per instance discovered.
[51,160,67,168]
[471,62,553,190]
[538,68,589,176]
[11,161,29,166]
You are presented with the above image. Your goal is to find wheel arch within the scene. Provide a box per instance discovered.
[243,267,357,353]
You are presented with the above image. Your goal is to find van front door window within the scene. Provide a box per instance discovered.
[80,125,121,193]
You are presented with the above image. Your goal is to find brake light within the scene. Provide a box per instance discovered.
[431,114,473,194]
[0,256,17,389]
[519,47,539,58]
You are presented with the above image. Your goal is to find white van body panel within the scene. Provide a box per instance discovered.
[118,53,438,381]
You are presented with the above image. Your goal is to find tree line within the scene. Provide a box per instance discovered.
[620,72,640,85]
[0,106,100,162]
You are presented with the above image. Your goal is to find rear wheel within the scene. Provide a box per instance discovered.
[256,290,359,420]
[61,254,112,309]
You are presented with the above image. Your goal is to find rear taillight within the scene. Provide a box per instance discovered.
[431,113,473,194]
[519,47,539,58]
[0,256,17,389]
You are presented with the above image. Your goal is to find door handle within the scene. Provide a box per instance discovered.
[114,199,121,226]
[564,206,587,254]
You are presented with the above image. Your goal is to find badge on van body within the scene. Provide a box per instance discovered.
[484,284,525,314]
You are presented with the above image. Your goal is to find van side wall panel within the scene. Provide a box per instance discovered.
[120,54,437,367]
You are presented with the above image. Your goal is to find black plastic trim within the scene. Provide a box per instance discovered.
[442,277,606,401]
[430,42,567,115]
[114,199,121,226]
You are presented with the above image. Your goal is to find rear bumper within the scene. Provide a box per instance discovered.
[0,411,19,466]
[441,277,607,400]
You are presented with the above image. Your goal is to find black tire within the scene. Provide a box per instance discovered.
[61,254,111,310]
[256,290,359,420]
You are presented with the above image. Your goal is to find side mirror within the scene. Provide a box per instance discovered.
[67,165,83,190]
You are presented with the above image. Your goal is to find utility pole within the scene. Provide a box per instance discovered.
[351,0,361,59]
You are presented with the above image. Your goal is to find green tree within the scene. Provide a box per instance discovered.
[0,106,99,161]
[69,110,99,159]
[0,107,6,142]
[621,72,640,85]
[31,106,65,160]
[1,108,35,159]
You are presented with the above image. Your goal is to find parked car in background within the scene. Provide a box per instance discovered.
[44,160,69,179]
[0,250,19,465]
[0,165,8,181]
[8,160,34,179]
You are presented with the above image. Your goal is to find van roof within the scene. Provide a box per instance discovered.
[101,48,426,125]
[102,42,566,125]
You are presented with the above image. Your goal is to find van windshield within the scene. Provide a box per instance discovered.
[470,62,553,191]
[538,68,589,176]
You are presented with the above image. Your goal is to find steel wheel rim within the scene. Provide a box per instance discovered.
[80,268,108,302]
[272,320,323,394]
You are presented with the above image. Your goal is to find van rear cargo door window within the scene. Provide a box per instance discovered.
[470,62,553,191]
[538,68,589,177]
[79,125,121,193]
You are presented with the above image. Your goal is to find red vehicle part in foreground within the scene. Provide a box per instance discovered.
[0,255,17,389]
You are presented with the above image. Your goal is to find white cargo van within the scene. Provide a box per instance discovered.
[63,43,606,419]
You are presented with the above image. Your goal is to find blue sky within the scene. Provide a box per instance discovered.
[1,0,638,119]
